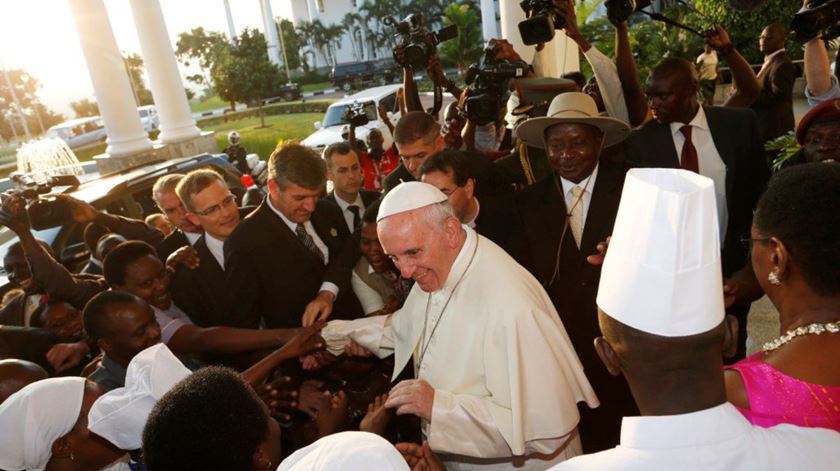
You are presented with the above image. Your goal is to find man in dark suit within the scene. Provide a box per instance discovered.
[383,111,508,198]
[509,92,638,453]
[169,169,254,327]
[224,143,364,329]
[152,174,203,262]
[625,57,770,359]
[418,149,511,246]
[322,142,380,235]
[752,24,796,143]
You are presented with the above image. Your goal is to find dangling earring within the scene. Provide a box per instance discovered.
[768,270,782,286]
[70,449,75,461]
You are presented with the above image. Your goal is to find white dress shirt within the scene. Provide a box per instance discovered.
[185,231,201,246]
[333,192,365,234]
[550,402,840,470]
[584,47,631,125]
[266,197,339,297]
[669,106,728,242]
[152,303,194,344]
[351,263,386,315]
[204,232,226,269]
[559,163,599,229]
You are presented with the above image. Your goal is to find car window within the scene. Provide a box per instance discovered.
[323,102,377,128]
[379,93,396,113]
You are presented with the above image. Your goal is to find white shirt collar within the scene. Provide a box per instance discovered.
[437,226,475,294]
[559,163,599,197]
[266,195,305,233]
[203,232,226,269]
[620,403,751,450]
[669,105,709,135]
[185,231,201,245]
[764,48,786,64]
[465,199,480,228]
[334,192,363,212]
[89,256,103,268]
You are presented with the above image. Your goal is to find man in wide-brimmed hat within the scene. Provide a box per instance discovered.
[508,92,638,453]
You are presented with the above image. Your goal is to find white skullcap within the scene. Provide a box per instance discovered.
[88,344,191,450]
[276,431,409,471]
[377,181,448,222]
[597,169,724,337]
[0,377,85,471]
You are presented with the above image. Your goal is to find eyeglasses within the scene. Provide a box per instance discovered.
[739,235,771,249]
[194,194,236,217]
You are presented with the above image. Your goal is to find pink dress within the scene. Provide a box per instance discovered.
[725,352,840,432]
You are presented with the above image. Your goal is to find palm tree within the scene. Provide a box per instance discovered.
[438,3,483,77]
[324,24,345,66]
[296,21,322,69]
[342,13,364,61]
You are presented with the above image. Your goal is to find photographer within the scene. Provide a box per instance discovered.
[802,0,840,105]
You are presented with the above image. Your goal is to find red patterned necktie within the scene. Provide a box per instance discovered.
[679,125,699,173]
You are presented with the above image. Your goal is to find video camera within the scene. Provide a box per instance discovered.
[518,0,565,45]
[604,0,652,25]
[791,0,840,42]
[385,14,458,70]
[464,44,529,126]
[4,173,80,231]
[344,101,369,127]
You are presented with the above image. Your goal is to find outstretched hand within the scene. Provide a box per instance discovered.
[282,322,326,358]
[703,25,731,51]
[396,441,445,471]
[166,245,200,273]
[255,375,299,422]
[0,192,31,234]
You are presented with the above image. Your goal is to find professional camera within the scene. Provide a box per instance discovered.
[791,0,840,42]
[385,14,458,70]
[344,101,369,127]
[5,173,79,231]
[464,45,529,126]
[518,0,565,46]
[604,0,652,25]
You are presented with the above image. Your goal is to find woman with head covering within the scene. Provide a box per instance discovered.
[143,366,410,471]
[0,377,127,471]
[724,162,840,431]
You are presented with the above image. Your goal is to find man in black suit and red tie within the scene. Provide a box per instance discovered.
[625,57,771,360]
[752,24,796,143]
[508,92,639,453]
[224,143,364,329]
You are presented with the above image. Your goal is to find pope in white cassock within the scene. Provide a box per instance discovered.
[322,182,598,470]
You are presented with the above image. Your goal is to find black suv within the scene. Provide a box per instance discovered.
[329,61,378,92]
[0,154,244,294]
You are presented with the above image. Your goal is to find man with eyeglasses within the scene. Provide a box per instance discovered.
[152,174,204,262]
[167,169,253,327]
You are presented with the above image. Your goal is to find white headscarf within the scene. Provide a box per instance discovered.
[276,432,409,471]
[88,344,191,450]
[0,377,85,471]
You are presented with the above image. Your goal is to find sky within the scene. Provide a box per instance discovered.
[0,0,293,117]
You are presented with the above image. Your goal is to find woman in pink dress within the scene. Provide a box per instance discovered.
[724,163,840,432]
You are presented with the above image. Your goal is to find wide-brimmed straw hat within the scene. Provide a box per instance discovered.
[514,92,631,148]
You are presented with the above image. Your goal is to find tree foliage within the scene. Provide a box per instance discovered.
[277,19,302,72]
[211,28,285,127]
[0,69,63,141]
[438,3,484,77]
[123,53,154,106]
[70,98,100,118]
[175,27,229,94]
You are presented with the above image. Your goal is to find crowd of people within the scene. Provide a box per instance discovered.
[0,0,838,469]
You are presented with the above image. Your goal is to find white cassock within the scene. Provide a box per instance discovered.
[323,228,599,470]
[549,403,840,471]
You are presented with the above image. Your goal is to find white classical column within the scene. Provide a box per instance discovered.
[129,0,201,144]
[68,0,152,157]
[223,0,238,45]
[260,0,283,66]
[498,0,579,77]
[481,0,499,42]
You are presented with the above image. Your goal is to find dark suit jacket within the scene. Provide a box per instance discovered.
[324,190,381,208]
[0,293,27,326]
[223,199,364,329]
[509,159,637,452]
[169,207,255,327]
[752,51,796,142]
[625,106,770,276]
[156,229,190,263]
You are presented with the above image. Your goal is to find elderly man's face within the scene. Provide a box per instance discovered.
[803,122,840,163]
[545,123,604,184]
[378,209,460,292]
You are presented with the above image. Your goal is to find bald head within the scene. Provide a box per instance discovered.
[0,359,48,405]
[760,24,786,55]
[645,58,700,125]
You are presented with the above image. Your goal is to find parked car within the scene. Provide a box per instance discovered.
[0,154,244,295]
[301,84,402,151]
[45,117,107,149]
[329,61,378,92]
[278,83,303,101]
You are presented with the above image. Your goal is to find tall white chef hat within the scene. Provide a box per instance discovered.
[596,168,724,337]
[377,181,448,222]
[88,344,191,450]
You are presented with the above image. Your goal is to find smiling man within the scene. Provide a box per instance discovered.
[510,92,637,453]
[320,182,598,469]
[223,143,363,328]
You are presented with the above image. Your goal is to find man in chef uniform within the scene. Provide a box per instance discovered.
[321,181,599,469]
